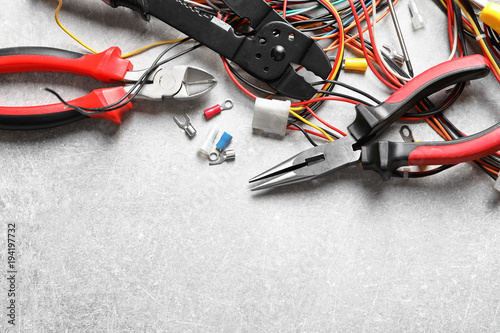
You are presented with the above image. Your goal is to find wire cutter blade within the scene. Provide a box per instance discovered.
[124,65,217,100]
[0,46,217,129]
[104,0,331,100]
[249,135,361,191]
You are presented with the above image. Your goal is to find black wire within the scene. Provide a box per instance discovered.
[392,165,455,178]
[453,1,468,56]
[46,38,193,113]
[404,82,466,118]
[428,0,500,181]
[225,60,276,95]
[45,39,201,115]
[204,0,225,13]
[487,26,500,52]
[312,79,382,104]
[355,36,411,79]
[314,90,375,106]
[288,122,319,146]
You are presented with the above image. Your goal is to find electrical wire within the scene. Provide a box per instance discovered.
[55,0,185,58]
[289,110,334,141]
[287,123,319,146]
[45,39,200,115]
[312,79,382,105]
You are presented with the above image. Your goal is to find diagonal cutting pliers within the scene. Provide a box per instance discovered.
[0,46,216,130]
[102,0,332,100]
[249,55,500,191]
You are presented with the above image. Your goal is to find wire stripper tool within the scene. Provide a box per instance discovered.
[249,55,500,190]
[0,46,216,130]
[102,0,332,100]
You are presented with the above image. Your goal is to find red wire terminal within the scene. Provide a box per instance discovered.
[204,99,234,119]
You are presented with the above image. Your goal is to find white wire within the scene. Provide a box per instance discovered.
[286,5,319,17]
[183,0,214,11]
[447,12,459,61]
[372,0,412,82]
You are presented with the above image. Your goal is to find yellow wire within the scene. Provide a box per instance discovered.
[121,39,185,58]
[55,0,99,54]
[453,0,500,75]
[55,0,185,58]
[290,0,344,112]
[289,110,334,141]
[439,0,475,34]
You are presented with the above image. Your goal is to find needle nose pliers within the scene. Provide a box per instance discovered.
[0,46,216,130]
[249,55,500,191]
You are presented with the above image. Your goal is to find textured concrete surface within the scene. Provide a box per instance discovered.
[1,0,500,332]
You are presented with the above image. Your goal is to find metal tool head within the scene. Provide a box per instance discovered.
[125,65,217,100]
[222,0,332,100]
[249,135,361,191]
[106,0,329,100]
[236,21,332,100]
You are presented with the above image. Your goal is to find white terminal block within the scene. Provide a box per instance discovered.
[409,0,426,30]
[198,125,219,156]
[252,98,291,137]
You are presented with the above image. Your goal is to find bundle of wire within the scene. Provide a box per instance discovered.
[423,0,500,181]
[53,0,500,182]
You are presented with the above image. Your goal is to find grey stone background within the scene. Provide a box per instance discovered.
[1,0,500,332]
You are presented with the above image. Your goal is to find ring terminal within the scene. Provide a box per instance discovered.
[209,149,236,165]
[204,99,234,119]
[252,98,291,137]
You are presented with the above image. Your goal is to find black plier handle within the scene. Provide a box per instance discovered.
[103,0,332,100]
[250,55,497,190]
[348,55,491,148]
[356,55,494,179]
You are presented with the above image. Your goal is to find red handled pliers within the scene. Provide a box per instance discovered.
[250,55,500,190]
[0,46,216,130]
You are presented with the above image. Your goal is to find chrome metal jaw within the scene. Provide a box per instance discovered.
[124,66,217,100]
[249,135,361,191]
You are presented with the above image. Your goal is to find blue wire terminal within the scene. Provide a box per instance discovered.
[216,132,233,152]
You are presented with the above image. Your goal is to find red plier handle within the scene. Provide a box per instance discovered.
[358,55,500,180]
[250,55,498,190]
[0,47,134,130]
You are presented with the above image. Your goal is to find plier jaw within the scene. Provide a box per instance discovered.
[124,66,217,100]
[0,46,216,130]
[249,135,361,191]
[104,0,331,100]
[250,55,497,191]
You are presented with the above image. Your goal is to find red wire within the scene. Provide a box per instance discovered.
[484,22,500,60]
[287,126,329,140]
[305,106,347,136]
[447,0,454,53]
[346,0,400,90]
[318,0,345,81]
[291,96,361,107]
[221,56,259,99]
